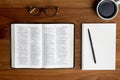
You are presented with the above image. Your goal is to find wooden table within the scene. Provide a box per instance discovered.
[0,0,120,80]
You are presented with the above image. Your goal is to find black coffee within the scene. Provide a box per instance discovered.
[98,0,117,19]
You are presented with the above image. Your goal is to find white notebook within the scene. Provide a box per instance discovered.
[11,23,74,68]
[82,23,116,70]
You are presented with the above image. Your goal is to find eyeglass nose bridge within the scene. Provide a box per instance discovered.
[38,7,46,14]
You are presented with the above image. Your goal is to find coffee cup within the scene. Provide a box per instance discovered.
[96,0,120,20]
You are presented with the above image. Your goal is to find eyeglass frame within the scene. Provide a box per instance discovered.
[26,6,59,16]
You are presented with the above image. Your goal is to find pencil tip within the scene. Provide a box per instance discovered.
[95,61,96,64]
[88,28,90,32]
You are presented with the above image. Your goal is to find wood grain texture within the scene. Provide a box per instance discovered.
[0,0,99,8]
[0,0,120,80]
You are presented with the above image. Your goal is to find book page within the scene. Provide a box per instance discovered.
[43,24,74,68]
[42,25,56,67]
[29,24,43,68]
[11,24,43,68]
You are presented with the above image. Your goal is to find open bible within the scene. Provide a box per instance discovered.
[11,23,74,68]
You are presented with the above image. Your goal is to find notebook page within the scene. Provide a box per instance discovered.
[82,23,116,70]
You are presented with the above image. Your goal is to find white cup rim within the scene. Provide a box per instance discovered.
[96,0,119,20]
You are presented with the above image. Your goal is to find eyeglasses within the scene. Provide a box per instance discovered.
[26,6,59,16]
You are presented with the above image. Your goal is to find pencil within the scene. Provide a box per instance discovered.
[88,28,96,64]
